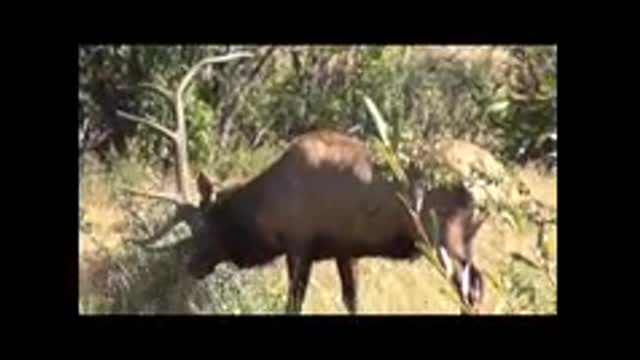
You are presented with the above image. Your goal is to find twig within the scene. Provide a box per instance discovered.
[178,52,254,98]
[218,48,274,147]
[251,117,277,148]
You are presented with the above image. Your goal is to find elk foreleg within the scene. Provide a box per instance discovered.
[285,254,312,314]
[336,257,358,315]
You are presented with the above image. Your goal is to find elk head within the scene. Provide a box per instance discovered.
[438,204,489,309]
[405,177,489,310]
[125,170,243,276]
[183,172,239,279]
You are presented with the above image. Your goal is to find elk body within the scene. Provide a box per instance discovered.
[117,53,486,314]
[144,130,486,314]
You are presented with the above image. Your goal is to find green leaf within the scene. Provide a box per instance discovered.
[542,239,557,259]
[363,95,391,148]
[542,73,556,90]
[391,123,402,154]
[374,139,407,184]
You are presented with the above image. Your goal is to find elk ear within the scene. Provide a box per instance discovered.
[197,171,214,204]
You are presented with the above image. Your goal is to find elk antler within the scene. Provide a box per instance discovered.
[117,52,253,203]
[117,51,254,247]
[119,186,184,206]
[126,204,199,251]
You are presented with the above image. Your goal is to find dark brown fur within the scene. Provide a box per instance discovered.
[185,130,484,313]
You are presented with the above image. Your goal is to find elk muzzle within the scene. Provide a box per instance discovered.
[186,255,218,280]
[456,261,484,308]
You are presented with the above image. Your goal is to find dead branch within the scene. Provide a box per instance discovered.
[251,118,277,148]
[218,47,274,147]
[177,52,254,99]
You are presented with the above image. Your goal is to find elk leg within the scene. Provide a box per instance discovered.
[285,254,312,314]
[285,255,295,312]
[286,254,294,284]
[336,257,357,314]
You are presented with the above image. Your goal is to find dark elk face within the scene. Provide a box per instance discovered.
[183,172,227,280]
[184,211,224,280]
[132,172,234,280]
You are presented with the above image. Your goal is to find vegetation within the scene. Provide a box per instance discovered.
[79,45,557,315]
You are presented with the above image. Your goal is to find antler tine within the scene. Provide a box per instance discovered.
[120,186,194,250]
[120,186,186,206]
[126,202,194,248]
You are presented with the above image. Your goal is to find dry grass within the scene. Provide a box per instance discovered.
[516,164,557,209]
[80,176,126,256]
[256,257,462,314]
[415,46,514,83]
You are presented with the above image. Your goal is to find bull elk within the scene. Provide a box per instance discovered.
[128,129,487,314]
[118,52,486,314]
